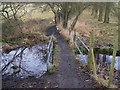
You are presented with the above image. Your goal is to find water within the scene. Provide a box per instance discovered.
[79,54,120,70]
[1,44,51,78]
[79,55,88,64]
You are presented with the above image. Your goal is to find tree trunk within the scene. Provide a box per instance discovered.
[104,2,111,23]
[118,2,120,50]
[63,14,68,28]
[98,4,103,21]
[88,31,98,80]
[91,48,98,80]
[57,11,61,24]
[54,14,57,24]
[108,31,118,88]
[118,2,120,88]
[55,13,60,25]
[70,11,81,30]
[94,3,98,18]
[87,50,92,70]
[62,3,69,28]
[96,52,99,65]
[47,3,60,25]
[91,5,95,16]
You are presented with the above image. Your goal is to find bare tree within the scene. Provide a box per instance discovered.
[1,3,27,34]
[98,3,104,21]
[103,2,113,23]
[108,31,118,88]
[70,3,92,30]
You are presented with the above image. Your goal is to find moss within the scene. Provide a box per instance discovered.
[102,48,108,54]
[95,48,114,55]
[72,46,116,56]
[73,47,88,55]
[97,48,107,54]
[108,48,113,55]
[47,65,56,74]
[53,44,61,64]
[54,37,58,44]
[94,48,100,53]
[82,48,88,55]
[48,40,61,73]
[73,47,80,54]
[98,48,103,54]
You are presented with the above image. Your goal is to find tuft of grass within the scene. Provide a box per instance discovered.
[53,44,61,67]
[47,65,56,74]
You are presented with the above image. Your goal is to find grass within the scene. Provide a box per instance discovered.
[76,9,118,47]
[21,9,54,22]
[94,76,118,88]
[2,9,54,50]
[71,9,119,88]
[47,41,61,74]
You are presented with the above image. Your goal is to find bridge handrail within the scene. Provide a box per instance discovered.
[72,30,89,56]
[46,34,54,70]
[74,40,83,56]
[76,36,89,52]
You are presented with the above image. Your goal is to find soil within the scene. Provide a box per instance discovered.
[2,25,99,88]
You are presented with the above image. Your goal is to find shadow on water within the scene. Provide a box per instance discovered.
[1,44,49,78]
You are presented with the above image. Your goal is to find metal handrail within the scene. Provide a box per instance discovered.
[77,36,89,51]
[73,31,89,56]
[74,40,83,56]
[47,34,53,51]
[47,34,54,70]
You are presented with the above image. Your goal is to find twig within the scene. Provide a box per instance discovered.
[2,47,26,72]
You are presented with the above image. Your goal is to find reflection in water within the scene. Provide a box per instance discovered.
[79,54,120,70]
[2,44,49,78]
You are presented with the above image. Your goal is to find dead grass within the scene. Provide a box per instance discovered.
[22,19,53,33]
[75,9,118,47]
[59,9,118,48]
[91,75,118,88]
[48,42,61,74]
[2,18,53,53]
[21,9,54,22]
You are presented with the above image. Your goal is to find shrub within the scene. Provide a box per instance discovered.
[2,18,23,39]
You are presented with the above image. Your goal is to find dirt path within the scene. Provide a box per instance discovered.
[56,34,93,88]
[44,25,95,88]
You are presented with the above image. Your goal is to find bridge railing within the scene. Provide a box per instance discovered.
[72,30,89,56]
[46,34,54,71]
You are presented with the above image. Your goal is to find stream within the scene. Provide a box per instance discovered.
[79,54,120,70]
[1,44,50,78]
